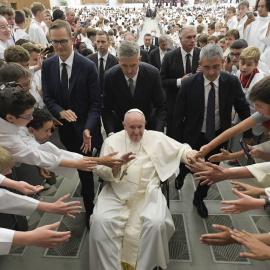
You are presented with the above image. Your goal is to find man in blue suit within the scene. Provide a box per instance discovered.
[42,20,101,228]
[172,44,252,218]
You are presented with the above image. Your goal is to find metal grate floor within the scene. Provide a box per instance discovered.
[203,215,249,264]
[44,212,86,258]
[169,214,191,261]
[250,215,270,233]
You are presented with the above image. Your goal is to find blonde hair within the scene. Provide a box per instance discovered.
[240,46,260,64]
[0,147,14,174]
[30,2,45,17]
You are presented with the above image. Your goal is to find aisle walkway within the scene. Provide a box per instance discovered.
[137,17,162,46]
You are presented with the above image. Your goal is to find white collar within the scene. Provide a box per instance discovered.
[181,47,194,57]
[59,50,74,67]
[203,74,220,87]
[98,52,109,62]
[124,66,139,82]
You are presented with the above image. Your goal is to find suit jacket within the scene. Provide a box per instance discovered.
[160,47,200,115]
[172,71,252,147]
[42,51,101,148]
[149,47,171,70]
[140,48,149,63]
[102,62,167,135]
[151,36,159,46]
[87,52,118,94]
[140,44,157,55]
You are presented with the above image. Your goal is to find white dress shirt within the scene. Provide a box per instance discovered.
[176,48,194,87]
[98,52,108,71]
[59,50,74,90]
[201,75,221,133]
[29,20,48,47]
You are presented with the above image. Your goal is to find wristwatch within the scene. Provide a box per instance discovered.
[264,198,270,211]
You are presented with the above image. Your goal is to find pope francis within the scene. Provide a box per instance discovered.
[89,109,197,270]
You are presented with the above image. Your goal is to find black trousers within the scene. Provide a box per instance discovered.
[178,131,223,200]
[59,122,94,216]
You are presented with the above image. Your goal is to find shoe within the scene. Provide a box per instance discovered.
[42,183,51,190]
[175,175,185,190]
[227,159,240,166]
[193,198,208,218]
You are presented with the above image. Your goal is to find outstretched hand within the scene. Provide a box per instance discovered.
[200,224,237,246]
[220,189,264,214]
[186,158,212,173]
[231,181,265,197]
[27,222,71,248]
[38,194,82,218]
[208,149,231,163]
[194,163,229,186]
[16,181,44,195]
[231,230,270,261]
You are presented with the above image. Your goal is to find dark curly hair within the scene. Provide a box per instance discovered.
[26,108,53,130]
[255,0,270,11]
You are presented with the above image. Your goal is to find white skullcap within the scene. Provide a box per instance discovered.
[126,108,145,116]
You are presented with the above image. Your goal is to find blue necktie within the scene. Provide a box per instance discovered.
[205,82,216,142]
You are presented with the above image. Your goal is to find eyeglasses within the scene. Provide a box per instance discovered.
[20,79,32,88]
[229,53,241,57]
[0,24,11,30]
[16,109,34,121]
[51,39,70,47]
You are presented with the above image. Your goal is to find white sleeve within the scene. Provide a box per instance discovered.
[0,174,5,185]
[0,228,15,255]
[0,189,38,216]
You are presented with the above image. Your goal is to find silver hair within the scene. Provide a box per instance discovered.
[66,8,74,15]
[118,41,140,60]
[124,109,145,123]
[158,34,168,43]
[180,25,196,37]
[200,44,223,61]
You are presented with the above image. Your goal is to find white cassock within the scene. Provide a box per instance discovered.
[243,15,270,54]
[90,130,192,270]
[0,174,38,255]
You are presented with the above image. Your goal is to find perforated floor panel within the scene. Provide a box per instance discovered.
[44,213,86,258]
[169,214,191,261]
[203,215,249,264]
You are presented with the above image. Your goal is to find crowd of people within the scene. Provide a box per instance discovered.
[1,0,270,269]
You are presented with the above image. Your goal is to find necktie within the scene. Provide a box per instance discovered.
[146,47,149,53]
[205,82,216,142]
[186,53,192,74]
[99,57,104,94]
[129,78,135,97]
[61,63,69,109]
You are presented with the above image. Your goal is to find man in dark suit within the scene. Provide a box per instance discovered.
[140,33,157,55]
[172,44,252,218]
[149,34,171,70]
[42,20,101,228]
[124,32,149,63]
[160,25,200,138]
[87,30,118,94]
[150,29,159,46]
[102,41,167,136]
